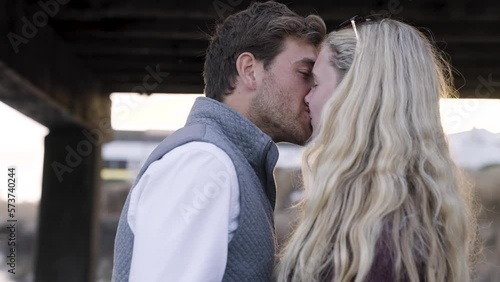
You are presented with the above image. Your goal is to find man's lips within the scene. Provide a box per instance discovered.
[303,109,313,133]
[303,107,311,123]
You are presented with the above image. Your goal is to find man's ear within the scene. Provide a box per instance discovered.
[235,52,258,91]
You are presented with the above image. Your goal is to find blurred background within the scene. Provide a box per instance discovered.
[0,0,499,281]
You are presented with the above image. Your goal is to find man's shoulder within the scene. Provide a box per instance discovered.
[169,141,229,160]
[166,123,207,143]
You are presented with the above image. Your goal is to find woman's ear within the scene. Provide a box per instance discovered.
[235,52,258,91]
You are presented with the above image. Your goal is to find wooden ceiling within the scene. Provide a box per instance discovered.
[45,0,500,98]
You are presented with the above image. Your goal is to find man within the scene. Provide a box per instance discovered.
[112,2,325,281]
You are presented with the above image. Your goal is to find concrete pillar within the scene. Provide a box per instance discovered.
[35,126,101,282]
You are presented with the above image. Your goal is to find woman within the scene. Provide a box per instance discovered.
[277,16,478,282]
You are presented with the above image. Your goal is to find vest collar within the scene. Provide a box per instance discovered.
[186,97,279,204]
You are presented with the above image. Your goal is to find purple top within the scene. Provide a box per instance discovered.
[288,225,424,282]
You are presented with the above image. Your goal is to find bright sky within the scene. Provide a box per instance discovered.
[1,95,499,203]
[0,102,48,203]
[110,93,204,131]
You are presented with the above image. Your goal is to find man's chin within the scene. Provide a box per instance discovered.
[280,123,312,145]
[303,126,319,145]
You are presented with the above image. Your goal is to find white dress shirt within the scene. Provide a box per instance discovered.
[127,141,240,282]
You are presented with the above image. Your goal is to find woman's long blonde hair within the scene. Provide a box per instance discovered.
[277,18,477,282]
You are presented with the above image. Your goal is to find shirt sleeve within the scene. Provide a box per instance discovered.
[127,141,240,282]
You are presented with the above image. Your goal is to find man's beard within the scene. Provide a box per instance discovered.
[248,74,310,145]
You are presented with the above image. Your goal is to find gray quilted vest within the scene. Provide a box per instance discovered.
[112,97,279,282]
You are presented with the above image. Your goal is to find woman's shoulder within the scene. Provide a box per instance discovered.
[366,224,425,282]
[365,230,396,281]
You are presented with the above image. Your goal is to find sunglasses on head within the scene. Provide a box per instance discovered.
[335,15,386,40]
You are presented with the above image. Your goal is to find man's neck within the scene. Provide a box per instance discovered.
[222,92,278,142]
[222,92,252,121]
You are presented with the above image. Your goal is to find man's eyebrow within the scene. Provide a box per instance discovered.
[294,58,315,68]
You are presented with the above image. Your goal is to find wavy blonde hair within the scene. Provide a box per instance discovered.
[277,18,478,282]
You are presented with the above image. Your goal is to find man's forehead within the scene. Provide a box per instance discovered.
[280,38,317,65]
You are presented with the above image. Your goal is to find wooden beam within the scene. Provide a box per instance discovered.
[101,71,201,82]
[0,62,84,128]
[37,127,102,282]
[0,0,111,130]
[90,60,203,73]
[57,27,500,43]
[73,45,206,57]
[102,82,203,94]
[0,2,109,282]
[55,7,219,21]
[50,18,213,33]
[59,30,208,40]
[458,84,500,99]
[53,2,500,22]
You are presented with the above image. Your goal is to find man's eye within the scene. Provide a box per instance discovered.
[299,71,311,78]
